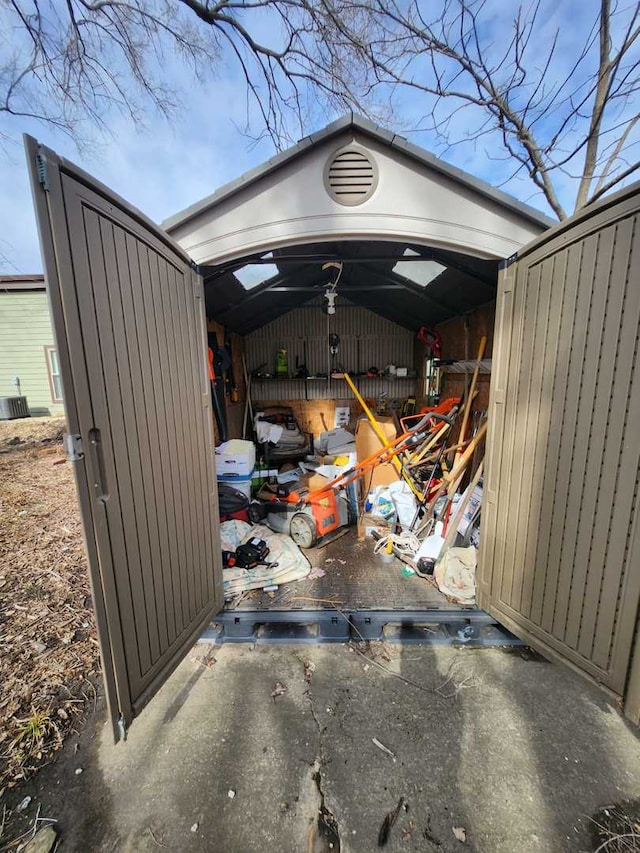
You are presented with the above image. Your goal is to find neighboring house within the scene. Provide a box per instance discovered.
[0,275,64,417]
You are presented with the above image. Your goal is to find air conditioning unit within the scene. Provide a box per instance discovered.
[0,396,30,420]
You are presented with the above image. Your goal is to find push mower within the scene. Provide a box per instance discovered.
[248,408,456,548]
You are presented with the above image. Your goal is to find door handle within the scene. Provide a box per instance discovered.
[88,427,109,501]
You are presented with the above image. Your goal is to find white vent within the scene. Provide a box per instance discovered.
[324,146,378,206]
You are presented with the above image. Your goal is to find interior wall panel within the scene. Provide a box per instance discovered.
[245,299,415,403]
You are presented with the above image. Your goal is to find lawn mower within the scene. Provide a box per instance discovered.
[248,408,456,548]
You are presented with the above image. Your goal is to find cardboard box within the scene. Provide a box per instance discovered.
[299,471,331,492]
[357,512,393,541]
[354,416,400,493]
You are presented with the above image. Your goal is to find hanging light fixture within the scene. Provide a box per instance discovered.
[322,261,343,314]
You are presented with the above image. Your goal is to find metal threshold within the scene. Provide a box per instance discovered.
[201,608,523,646]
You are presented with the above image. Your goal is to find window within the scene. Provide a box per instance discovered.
[44,346,63,403]
[234,263,280,290]
[392,248,447,287]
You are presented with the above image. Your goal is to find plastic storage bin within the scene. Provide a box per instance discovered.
[215,439,256,477]
[217,473,252,499]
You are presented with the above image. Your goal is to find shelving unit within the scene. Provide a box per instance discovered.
[245,298,418,402]
[251,373,417,401]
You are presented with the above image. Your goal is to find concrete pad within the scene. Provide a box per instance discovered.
[15,644,640,852]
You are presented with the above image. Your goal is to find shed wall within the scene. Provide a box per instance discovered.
[434,302,496,412]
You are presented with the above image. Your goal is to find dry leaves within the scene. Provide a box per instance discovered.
[360,640,398,664]
[0,434,99,794]
[271,682,287,700]
[302,659,315,684]
[0,416,66,452]
[452,826,467,843]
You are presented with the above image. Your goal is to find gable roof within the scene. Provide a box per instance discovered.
[163,113,554,232]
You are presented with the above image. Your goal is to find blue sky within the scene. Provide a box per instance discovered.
[0,76,280,272]
[0,0,636,273]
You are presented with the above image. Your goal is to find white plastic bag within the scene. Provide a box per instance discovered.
[368,486,396,523]
[387,480,418,532]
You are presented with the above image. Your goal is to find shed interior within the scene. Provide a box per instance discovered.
[202,239,496,618]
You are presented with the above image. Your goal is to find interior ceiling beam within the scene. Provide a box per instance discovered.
[203,248,497,290]
[411,246,497,288]
[349,263,459,317]
[209,254,445,271]
[203,247,440,277]
[267,285,400,292]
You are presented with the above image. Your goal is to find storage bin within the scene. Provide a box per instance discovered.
[217,473,252,499]
[215,439,256,477]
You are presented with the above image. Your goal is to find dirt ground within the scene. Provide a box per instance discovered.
[0,416,67,452]
[0,417,639,852]
[0,417,100,818]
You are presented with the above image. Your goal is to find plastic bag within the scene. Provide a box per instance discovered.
[367,486,396,523]
[387,480,418,532]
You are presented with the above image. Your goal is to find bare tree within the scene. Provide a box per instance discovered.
[305,0,640,218]
[1,0,638,217]
[0,0,361,146]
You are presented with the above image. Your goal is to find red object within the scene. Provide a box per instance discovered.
[418,326,442,358]
[268,488,343,538]
[219,507,249,524]
[400,397,461,433]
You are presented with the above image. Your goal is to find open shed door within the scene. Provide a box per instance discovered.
[479,183,640,705]
[25,137,223,739]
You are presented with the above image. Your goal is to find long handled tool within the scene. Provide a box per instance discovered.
[208,345,229,442]
[241,353,254,440]
[343,372,424,501]
[452,336,486,472]
[438,460,484,556]
[307,410,454,500]
[414,419,487,536]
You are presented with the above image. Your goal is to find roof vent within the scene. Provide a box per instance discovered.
[324,145,378,206]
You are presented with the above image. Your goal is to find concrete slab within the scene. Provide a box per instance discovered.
[10,644,640,852]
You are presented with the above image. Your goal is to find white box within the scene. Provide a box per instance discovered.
[215,439,256,477]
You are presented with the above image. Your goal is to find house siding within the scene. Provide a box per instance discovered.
[0,290,64,416]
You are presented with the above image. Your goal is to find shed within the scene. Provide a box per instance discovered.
[24,114,640,740]
[0,275,64,417]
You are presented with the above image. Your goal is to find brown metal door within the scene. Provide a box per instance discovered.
[25,136,223,739]
[478,183,640,703]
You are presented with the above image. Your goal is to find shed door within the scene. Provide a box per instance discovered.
[25,137,223,739]
[478,183,640,702]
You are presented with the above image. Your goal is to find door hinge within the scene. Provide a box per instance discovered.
[117,715,127,742]
[499,253,518,270]
[190,259,201,275]
[36,151,51,191]
[63,433,84,461]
